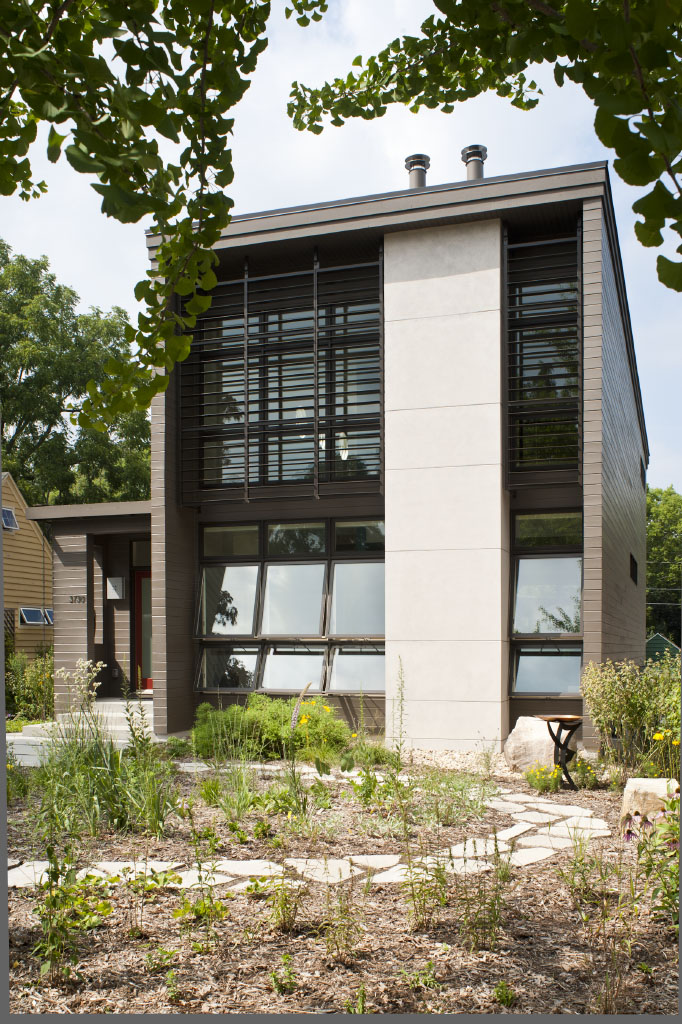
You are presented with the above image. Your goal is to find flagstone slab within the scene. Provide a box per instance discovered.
[449,838,511,859]
[560,816,609,831]
[172,869,234,888]
[8,859,21,871]
[415,854,492,876]
[522,800,594,817]
[8,861,50,888]
[484,799,527,813]
[213,859,283,878]
[515,834,574,850]
[536,825,610,840]
[497,793,533,803]
[510,810,566,825]
[80,860,181,880]
[370,864,413,884]
[175,762,211,773]
[348,855,402,870]
[284,857,361,883]
[509,847,557,866]
[494,822,535,841]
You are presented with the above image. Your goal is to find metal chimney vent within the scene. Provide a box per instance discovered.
[405,153,430,189]
[461,144,488,180]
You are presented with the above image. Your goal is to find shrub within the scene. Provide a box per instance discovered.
[525,761,562,793]
[572,755,600,790]
[581,652,681,776]
[191,694,351,762]
[5,649,54,720]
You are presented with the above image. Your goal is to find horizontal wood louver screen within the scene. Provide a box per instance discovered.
[179,255,382,505]
[505,233,581,487]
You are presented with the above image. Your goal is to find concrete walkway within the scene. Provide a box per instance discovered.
[7,790,611,890]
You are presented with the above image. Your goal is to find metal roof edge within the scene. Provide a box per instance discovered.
[25,500,152,521]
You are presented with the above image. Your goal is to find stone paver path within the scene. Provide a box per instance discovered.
[7,790,612,891]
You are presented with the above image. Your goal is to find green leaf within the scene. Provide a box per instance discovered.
[64,145,106,175]
[614,151,663,187]
[47,126,67,163]
[184,292,212,316]
[656,255,682,292]
[634,220,663,247]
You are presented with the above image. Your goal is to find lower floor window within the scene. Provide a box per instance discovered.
[195,643,385,693]
[512,645,582,695]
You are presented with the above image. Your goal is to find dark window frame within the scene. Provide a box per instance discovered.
[196,562,262,640]
[509,508,584,697]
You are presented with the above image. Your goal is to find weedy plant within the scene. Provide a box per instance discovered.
[493,980,516,1007]
[173,802,228,951]
[344,983,368,1014]
[400,961,442,991]
[266,872,308,933]
[145,947,178,974]
[32,845,113,983]
[624,787,680,935]
[572,755,600,790]
[524,761,562,793]
[452,838,513,951]
[6,747,29,804]
[270,953,297,995]
[559,832,645,1013]
[165,968,181,1002]
[322,875,365,960]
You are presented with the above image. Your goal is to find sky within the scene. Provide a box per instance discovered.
[1,0,680,490]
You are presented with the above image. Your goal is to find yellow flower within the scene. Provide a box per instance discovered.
[673,739,680,747]
[323,706,331,713]
[653,732,664,741]
[351,733,357,738]
[299,714,310,725]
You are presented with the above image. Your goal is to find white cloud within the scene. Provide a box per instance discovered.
[1,1,679,488]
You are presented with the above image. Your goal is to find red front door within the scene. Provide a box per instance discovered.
[134,570,152,690]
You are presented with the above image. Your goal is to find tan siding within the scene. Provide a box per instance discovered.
[51,529,92,714]
[2,474,53,658]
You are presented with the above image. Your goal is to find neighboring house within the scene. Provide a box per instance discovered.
[27,149,648,750]
[2,472,53,659]
[645,633,680,662]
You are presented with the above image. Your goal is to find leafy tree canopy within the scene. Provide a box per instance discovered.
[646,485,682,646]
[0,238,150,505]
[288,1,682,292]
[0,0,323,428]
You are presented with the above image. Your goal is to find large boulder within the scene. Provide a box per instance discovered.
[504,716,559,773]
[620,777,679,828]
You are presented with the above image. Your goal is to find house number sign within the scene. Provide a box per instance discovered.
[69,595,86,603]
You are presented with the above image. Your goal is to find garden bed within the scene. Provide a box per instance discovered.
[7,751,679,1015]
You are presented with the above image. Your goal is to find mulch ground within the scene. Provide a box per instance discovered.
[7,761,680,1014]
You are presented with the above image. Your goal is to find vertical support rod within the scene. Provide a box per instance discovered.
[243,257,250,502]
[313,247,320,499]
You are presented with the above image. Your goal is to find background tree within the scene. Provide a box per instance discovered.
[0,238,150,505]
[0,0,324,428]
[646,485,682,646]
[289,0,682,291]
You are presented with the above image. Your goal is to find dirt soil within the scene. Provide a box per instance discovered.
[7,757,680,1015]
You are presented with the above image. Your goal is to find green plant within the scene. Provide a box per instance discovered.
[266,873,307,933]
[199,776,223,807]
[145,947,178,974]
[32,845,112,983]
[625,788,680,934]
[254,819,272,840]
[218,764,260,822]
[191,692,351,763]
[344,983,368,1014]
[581,652,681,776]
[401,961,442,991]
[525,761,562,793]
[351,765,382,808]
[412,768,493,828]
[165,969,181,1002]
[173,803,229,952]
[493,980,516,1007]
[164,736,192,759]
[572,755,600,790]
[6,747,29,804]
[227,820,248,844]
[453,840,513,951]
[269,953,297,995]
[401,856,448,932]
[322,876,364,960]
[5,649,54,720]
[6,716,43,733]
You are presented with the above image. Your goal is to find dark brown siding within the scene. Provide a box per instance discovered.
[51,528,93,714]
[151,373,197,735]
[581,198,647,746]
[510,697,583,737]
[599,221,647,661]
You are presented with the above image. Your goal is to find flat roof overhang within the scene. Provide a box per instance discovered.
[26,500,151,522]
[146,161,610,255]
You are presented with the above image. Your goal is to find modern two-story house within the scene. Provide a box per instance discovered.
[27,148,648,750]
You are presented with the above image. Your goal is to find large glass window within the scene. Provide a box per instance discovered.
[514,512,582,549]
[261,563,326,635]
[329,562,385,636]
[203,525,259,558]
[197,647,259,691]
[513,646,582,694]
[200,565,259,636]
[261,647,325,692]
[335,520,385,553]
[512,556,581,634]
[329,647,385,692]
[267,522,326,556]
